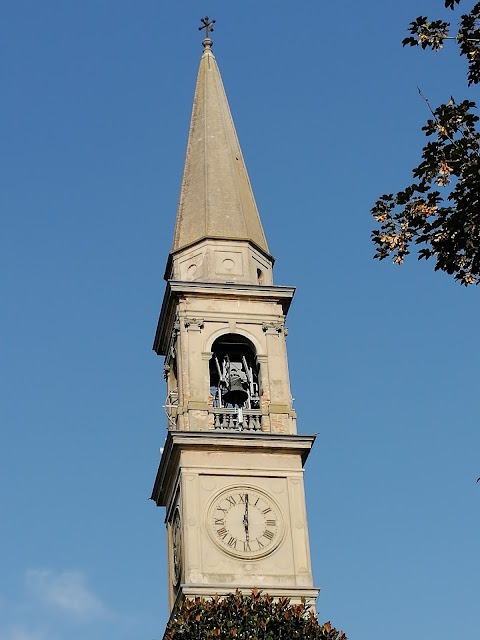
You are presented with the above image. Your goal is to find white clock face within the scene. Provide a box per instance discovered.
[207,486,284,559]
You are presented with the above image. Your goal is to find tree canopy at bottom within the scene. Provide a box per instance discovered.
[164,589,347,640]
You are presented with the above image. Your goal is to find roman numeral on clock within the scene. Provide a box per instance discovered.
[263,530,274,540]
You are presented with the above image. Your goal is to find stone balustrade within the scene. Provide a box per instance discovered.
[210,408,262,432]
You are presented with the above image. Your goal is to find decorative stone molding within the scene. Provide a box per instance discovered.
[187,401,209,410]
[269,403,291,414]
[184,318,205,332]
[262,321,287,336]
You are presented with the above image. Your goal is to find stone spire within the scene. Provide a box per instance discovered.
[171,35,271,259]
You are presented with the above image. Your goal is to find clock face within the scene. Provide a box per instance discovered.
[171,508,182,586]
[207,486,284,559]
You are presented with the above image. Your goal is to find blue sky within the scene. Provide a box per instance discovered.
[2,1,479,639]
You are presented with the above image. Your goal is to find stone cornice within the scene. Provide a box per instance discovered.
[151,431,316,507]
[153,281,295,355]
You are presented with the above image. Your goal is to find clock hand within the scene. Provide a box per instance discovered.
[243,493,249,542]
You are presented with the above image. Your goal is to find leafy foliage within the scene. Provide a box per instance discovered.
[402,1,480,85]
[372,0,480,285]
[164,589,347,640]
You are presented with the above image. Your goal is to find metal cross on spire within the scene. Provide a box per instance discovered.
[199,16,216,40]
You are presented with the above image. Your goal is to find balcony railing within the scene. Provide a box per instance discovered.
[210,408,262,432]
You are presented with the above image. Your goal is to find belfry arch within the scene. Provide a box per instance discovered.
[209,333,260,410]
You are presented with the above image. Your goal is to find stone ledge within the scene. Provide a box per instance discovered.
[151,431,316,507]
[179,584,319,607]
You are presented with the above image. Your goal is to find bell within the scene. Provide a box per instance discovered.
[223,373,248,406]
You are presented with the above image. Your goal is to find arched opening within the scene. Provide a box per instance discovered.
[209,334,260,409]
[256,268,264,285]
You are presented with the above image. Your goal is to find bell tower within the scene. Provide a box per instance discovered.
[151,22,319,613]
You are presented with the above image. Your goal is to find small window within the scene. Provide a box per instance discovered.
[257,268,264,285]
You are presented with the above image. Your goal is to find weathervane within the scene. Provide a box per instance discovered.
[199,16,216,40]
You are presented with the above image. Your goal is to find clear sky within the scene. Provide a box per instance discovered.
[2,1,479,639]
